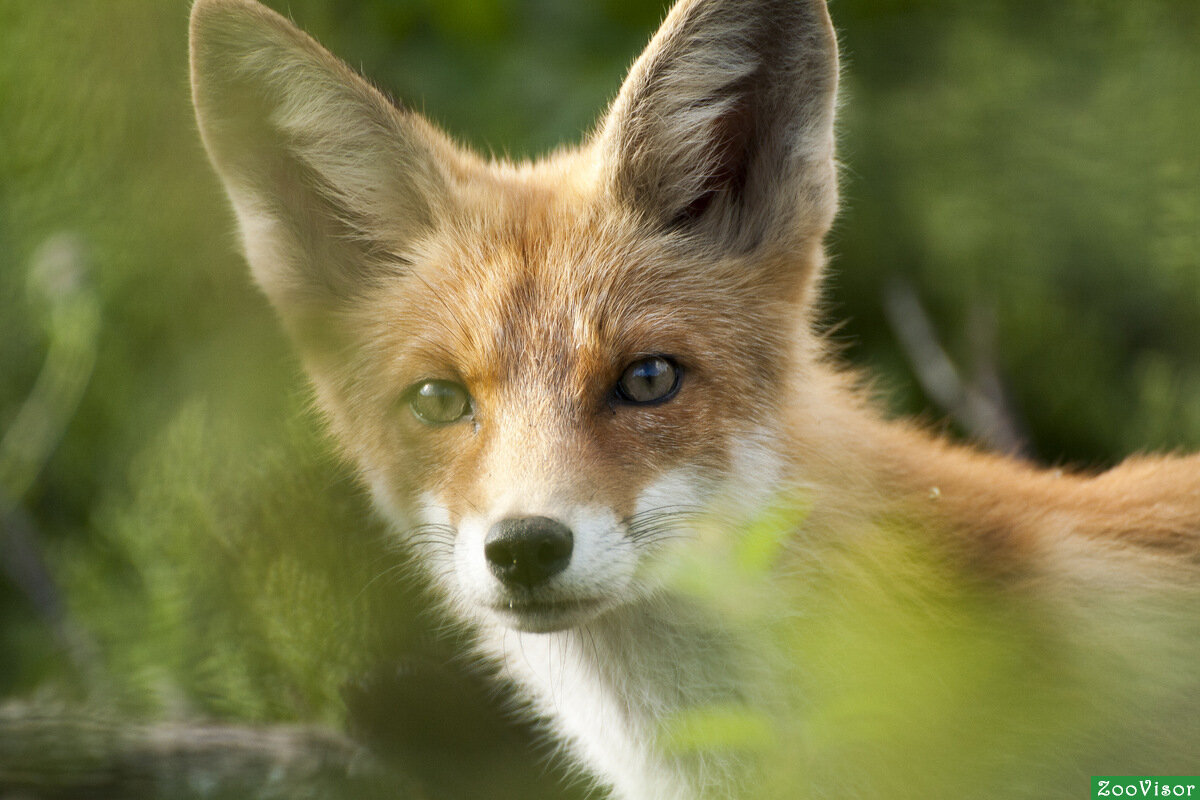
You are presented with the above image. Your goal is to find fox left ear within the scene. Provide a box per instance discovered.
[190,0,458,346]
[598,0,838,257]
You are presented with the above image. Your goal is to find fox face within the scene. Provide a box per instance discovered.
[361,203,796,632]
[190,0,838,634]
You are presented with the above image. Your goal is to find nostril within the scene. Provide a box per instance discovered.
[485,516,574,590]
[484,539,517,568]
[537,540,561,564]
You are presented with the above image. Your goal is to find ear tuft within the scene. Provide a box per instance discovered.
[598,0,838,254]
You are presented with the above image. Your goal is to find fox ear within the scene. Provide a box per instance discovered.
[598,0,838,255]
[190,0,452,331]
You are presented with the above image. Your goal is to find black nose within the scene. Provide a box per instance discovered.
[485,516,574,590]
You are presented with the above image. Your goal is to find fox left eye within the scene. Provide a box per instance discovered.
[616,356,681,405]
[407,380,472,425]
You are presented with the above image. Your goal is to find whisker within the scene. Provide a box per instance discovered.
[624,504,706,545]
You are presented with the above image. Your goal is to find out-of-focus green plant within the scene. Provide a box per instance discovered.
[0,1,1197,796]
[0,234,98,516]
[833,0,1200,463]
[652,494,1200,799]
[59,402,417,723]
[0,233,102,688]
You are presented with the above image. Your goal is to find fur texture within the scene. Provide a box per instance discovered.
[190,1,1200,797]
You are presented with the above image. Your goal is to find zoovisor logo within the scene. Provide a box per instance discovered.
[1093,778,1199,798]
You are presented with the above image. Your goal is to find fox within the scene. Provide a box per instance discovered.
[189,0,1200,797]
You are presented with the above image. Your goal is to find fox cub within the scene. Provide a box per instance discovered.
[190,0,1200,797]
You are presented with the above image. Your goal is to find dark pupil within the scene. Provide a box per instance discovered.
[414,382,466,422]
[622,357,674,402]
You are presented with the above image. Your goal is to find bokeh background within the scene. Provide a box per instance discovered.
[1,0,1198,797]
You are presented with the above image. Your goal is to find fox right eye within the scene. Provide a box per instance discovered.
[615,355,681,405]
[407,380,472,425]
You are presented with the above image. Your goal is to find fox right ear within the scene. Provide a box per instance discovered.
[190,0,454,332]
[598,0,839,258]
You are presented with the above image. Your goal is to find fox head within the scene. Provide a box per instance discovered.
[190,0,838,632]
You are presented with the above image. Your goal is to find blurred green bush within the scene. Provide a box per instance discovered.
[0,0,1197,795]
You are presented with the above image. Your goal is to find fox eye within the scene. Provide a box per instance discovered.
[408,380,472,425]
[616,356,681,405]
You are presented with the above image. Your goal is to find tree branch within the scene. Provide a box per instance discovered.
[0,705,424,800]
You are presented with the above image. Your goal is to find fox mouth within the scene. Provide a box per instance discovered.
[487,596,605,633]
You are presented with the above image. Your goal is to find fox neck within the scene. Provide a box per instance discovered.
[782,361,1054,576]
[477,593,748,800]
[787,361,1200,577]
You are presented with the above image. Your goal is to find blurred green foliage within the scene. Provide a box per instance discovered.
[1,0,1198,796]
[658,496,1200,798]
[60,403,415,723]
[834,0,1200,462]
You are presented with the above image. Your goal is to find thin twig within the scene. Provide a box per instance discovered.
[882,278,1030,456]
